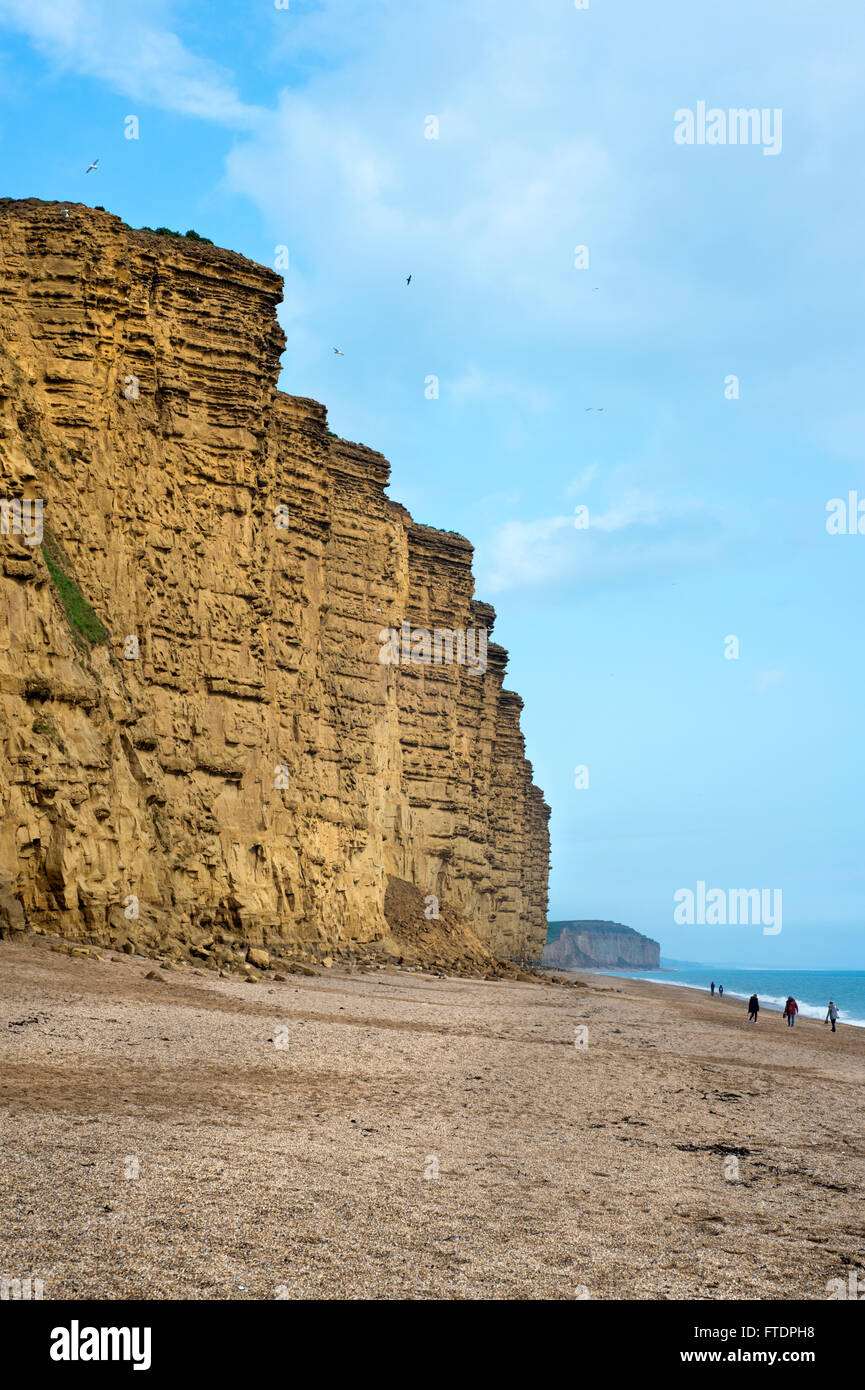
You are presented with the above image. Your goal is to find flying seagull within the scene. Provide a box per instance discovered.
[85,159,99,174]
[333,347,344,356]
[406,274,412,286]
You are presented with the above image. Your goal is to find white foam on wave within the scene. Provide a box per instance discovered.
[719,988,865,1027]
[590,971,865,1029]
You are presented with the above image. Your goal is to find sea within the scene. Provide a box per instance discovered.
[582,965,865,1028]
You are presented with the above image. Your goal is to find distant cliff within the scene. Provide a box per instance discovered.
[542,921,660,970]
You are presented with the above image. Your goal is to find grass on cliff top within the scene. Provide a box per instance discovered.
[125,224,214,245]
[41,534,109,645]
[546,920,640,943]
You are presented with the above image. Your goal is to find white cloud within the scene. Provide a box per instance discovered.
[479,489,724,594]
[0,0,259,125]
[591,489,694,533]
[482,515,574,591]
[449,364,552,412]
[751,669,786,694]
[566,463,599,495]
[0,0,764,368]
[479,487,522,507]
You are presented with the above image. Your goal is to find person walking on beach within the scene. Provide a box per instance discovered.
[825,1000,839,1033]
[748,993,759,1022]
[710,981,715,996]
[783,996,799,1027]
[718,984,723,997]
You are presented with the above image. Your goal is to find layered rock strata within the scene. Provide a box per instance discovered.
[0,200,550,965]
[543,921,660,970]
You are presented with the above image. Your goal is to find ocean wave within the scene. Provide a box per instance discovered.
[586,971,865,1028]
[717,988,865,1026]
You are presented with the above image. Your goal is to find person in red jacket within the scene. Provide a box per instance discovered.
[783,996,799,1028]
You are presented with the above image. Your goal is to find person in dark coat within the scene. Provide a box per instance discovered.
[748,993,759,1022]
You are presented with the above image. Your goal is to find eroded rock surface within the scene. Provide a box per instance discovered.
[0,199,549,966]
[543,921,660,970]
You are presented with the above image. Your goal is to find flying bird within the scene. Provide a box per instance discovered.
[406,275,412,286]
[333,347,344,356]
[85,159,99,174]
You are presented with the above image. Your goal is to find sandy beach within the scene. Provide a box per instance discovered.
[1,939,863,1301]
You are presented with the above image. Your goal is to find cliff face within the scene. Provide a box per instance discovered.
[0,199,550,964]
[543,921,660,970]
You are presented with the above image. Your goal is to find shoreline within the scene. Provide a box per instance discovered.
[2,939,863,1300]
[557,968,865,1028]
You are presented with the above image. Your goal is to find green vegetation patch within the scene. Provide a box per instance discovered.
[41,534,109,645]
[134,225,214,245]
[32,714,67,754]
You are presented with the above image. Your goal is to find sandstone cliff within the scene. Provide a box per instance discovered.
[543,921,660,970]
[0,199,550,968]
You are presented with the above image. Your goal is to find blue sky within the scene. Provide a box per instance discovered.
[2,0,863,967]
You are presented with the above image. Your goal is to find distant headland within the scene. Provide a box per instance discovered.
[543,920,660,970]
